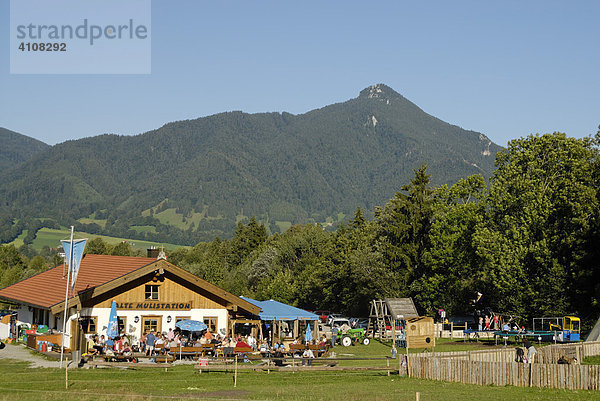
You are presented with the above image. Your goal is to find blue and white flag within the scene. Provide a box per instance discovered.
[61,238,87,290]
[106,300,119,339]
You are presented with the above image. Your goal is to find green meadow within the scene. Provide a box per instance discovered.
[9,228,186,252]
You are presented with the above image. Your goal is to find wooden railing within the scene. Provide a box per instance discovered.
[407,341,600,390]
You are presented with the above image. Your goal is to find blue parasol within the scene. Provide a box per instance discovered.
[106,300,119,339]
[305,323,312,343]
[175,319,208,332]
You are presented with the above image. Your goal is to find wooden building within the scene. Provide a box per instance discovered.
[0,254,260,352]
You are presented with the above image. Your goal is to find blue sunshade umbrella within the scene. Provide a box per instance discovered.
[175,319,208,332]
[305,323,312,343]
[106,300,119,339]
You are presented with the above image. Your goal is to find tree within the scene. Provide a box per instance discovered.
[85,237,110,255]
[374,164,436,295]
[484,133,599,318]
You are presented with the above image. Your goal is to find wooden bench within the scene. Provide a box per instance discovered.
[169,346,203,359]
[88,360,172,370]
[288,344,329,357]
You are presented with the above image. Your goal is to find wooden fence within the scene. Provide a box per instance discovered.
[407,341,600,390]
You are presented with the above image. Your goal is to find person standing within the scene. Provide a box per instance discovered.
[522,338,537,363]
[146,330,156,357]
[331,326,339,347]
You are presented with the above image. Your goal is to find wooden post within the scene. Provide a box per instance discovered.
[406,344,410,378]
[415,392,420,401]
[65,357,68,389]
[234,354,238,387]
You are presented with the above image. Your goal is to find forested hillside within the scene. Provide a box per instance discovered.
[2,132,597,329]
[0,128,49,172]
[0,84,501,245]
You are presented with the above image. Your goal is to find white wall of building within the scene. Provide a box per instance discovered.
[70,307,229,345]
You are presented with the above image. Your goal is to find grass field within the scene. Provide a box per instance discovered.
[9,228,187,252]
[0,358,597,401]
[1,339,597,400]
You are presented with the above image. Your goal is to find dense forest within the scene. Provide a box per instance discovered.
[1,132,598,330]
[0,84,501,244]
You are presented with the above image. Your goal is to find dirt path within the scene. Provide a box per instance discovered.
[0,343,68,368]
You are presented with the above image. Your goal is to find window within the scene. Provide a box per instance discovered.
[80,317,97,334]
[145,284,159,300]
[203,317,217,332]
[142,316,162,334]
[118,316,127,334]
[176,316,191,323]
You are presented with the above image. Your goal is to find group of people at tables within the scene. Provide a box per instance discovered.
[87,328,330,364]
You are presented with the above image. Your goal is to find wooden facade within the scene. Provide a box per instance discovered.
[51,258,260,353]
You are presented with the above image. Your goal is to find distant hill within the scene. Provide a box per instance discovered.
[0,84,502,245]
[0,128,49,172]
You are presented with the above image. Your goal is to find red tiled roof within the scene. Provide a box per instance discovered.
[0,254,156,309]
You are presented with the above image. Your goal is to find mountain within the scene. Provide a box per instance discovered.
[0,128,49,172]
[0,84,502,245]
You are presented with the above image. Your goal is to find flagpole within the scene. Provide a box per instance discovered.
[60,226,74,369]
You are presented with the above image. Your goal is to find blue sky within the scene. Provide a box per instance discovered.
[1,0,599,146]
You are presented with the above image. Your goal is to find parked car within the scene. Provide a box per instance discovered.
[329,318,351,330]
[326,313,344,326]
[314,310,332,323]
[349,318,369,329]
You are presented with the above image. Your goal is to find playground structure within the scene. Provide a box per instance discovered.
[533,316,580,342]
[405,316,435,348]
[367,298,418,340]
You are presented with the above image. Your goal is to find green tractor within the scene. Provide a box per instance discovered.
[339,328,370,347]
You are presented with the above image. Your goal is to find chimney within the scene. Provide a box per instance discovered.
[147,247,160,259]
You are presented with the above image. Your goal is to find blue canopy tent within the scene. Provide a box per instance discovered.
[240,297,319,343]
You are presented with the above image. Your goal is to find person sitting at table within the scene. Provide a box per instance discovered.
[139,333,146,353]
[114,336,124,354]
[155,333,165,354]
[211,334,221,345]
[122,342,133,357]
[163,334,171,354]
[259,340,270,357]
[104,336,115,352]
[87,335,99,356]
[236,337,251,349]
[199,335,209,345]
[302,346,314,366]
[92,335,104,355]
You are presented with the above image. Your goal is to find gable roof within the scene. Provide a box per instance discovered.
[384,298,419,319]
[0,255,260,317]
[0,254,156,309]
[241,297,319,321]
[50,258,260,316]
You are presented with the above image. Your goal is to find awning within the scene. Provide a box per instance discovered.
[240,297,319,321]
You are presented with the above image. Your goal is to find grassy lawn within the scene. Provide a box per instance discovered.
[582,355,600,365]
[0,358,596,401]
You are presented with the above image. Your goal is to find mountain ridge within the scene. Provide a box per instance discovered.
[0,84,502,245]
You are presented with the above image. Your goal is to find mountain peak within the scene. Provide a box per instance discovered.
[358,84,401,100]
